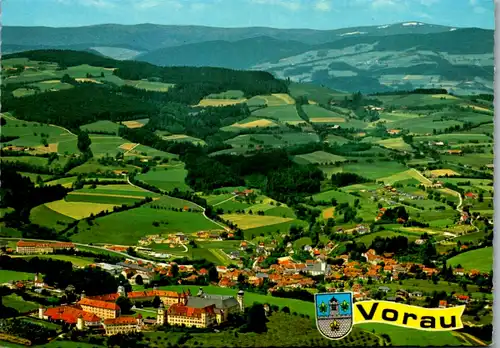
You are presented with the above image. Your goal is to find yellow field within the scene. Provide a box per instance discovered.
[196,99,247,107]
[272,93,295,105]
[309,117,346,123]
[461,104,492,112]
[380,168,433,186]
[403,75,424,80]
[67,192,156,200]
[45,200,117,219]
[431,94,458,100]
[233,119,278,128]
[322,207,335,219]
[34,143,58,154]
[400,227,439,235]
[119,143,138,151]
[122,121,145,129]
[162,134,189,140]
[429,169,459,177]
[438,188,461,198]
[308,100,318,105]
[75,78,103,84]
[39,80,61,84]
[221,214,293,229]
[103,68,116,71]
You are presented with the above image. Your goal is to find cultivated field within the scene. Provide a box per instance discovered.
[159,134,206,146]
[225,133,319,149]
[375,137,413,152]
[221,214,294,230]
[71,207,221,244]
[206,90,245,99]
[293,151,347,165]
[252,105,304,124]
[125,80,174,92]
[136,166,192,192]
[379,168,433,186]
[121,118,149,128]
[221,116,280,131]
[80,120,121,135]
[447,247,493,272]
[45,200,118,219]
[303,104,346,124]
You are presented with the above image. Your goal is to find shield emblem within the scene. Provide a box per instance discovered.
[314,292,353,340]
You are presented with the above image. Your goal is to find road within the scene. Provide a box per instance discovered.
[0,237,157,264]
[127,176,231,232]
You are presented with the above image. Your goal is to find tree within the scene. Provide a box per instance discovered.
[135,275,143,286]
[116,296,133,314]
[152,296,161,308]
[245,304,268,333]
[77,131,92,154]
[171,264,179,278]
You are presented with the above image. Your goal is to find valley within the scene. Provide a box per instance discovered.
[0,39,494,348]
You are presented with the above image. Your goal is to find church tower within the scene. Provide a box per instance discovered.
[38,305,45,320]
[117,285,126,298]
[156,303,166,326]
[76,314,85,331]
[237,290,244,313]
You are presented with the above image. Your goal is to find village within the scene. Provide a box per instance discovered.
[1,236,491,338]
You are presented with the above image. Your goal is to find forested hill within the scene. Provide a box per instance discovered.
[4,50,286,93]
[1,50,288,129]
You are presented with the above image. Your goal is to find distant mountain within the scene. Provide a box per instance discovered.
[137,36,310,69]
[3,22,493,94]
[3,21,453,53]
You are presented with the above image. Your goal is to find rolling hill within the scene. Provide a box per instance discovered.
[4,22,493,94]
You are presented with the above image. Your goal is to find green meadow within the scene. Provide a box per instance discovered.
[70,206,221,244]
[80,120,121,135]
[447,247,493,272]
[136,166,192,192]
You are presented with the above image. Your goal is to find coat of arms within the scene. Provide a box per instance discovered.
[314,292,353,340]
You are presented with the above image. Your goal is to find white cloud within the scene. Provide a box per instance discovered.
[249,0,302,11]
[473,6,486,13]
[314,0,332,11]
[419,0,439,6]
[469,0,487,14]
[190,2,207,10]
[78,0,118,8]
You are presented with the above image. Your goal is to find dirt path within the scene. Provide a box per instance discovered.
[124,143,140,155]
[213,195,236,207]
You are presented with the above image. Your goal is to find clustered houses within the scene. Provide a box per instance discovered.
[138,233,188,246]
[15,241,75,254]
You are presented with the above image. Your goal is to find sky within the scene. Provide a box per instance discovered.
[2,0,495,29]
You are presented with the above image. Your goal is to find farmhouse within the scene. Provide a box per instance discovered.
[387,129,401,135]
[16,241,75,254]
[465,192,478,199]
[2,145,28,152]
[233,189,254,197]
[447,149,463,155]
